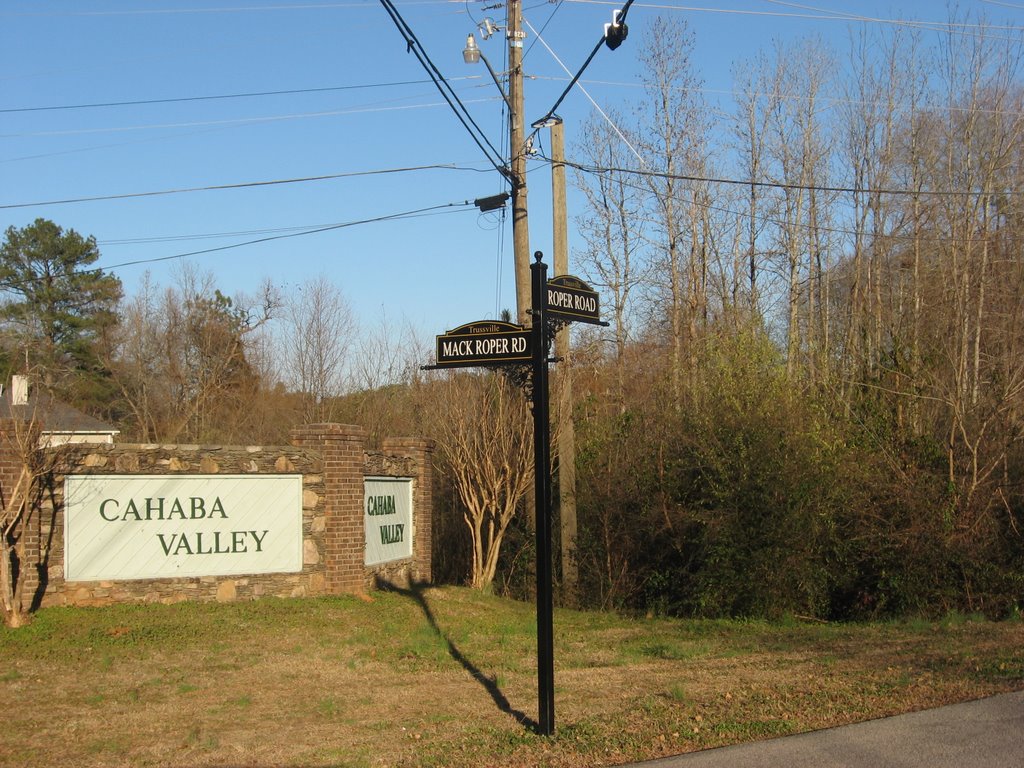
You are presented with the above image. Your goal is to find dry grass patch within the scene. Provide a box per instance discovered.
[1,587,1022,767]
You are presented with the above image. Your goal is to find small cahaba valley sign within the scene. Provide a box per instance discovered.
[364,477,414,565]
[64,474,303,581]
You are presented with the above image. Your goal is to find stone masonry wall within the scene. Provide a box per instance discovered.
[1,423,433,610]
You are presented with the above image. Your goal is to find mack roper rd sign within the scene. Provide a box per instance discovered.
[434,320,531,368]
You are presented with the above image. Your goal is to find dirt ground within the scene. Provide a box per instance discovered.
[2,588,1022,767]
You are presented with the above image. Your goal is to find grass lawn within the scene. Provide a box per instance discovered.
[1,585,1022,767]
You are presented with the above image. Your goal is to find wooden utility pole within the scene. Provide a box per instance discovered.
[507,0,531,326]
[549,118,578,603]
[505,0,536,535]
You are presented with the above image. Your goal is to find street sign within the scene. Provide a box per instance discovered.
[546,275,601,325]
[433,320,531,368]
[424,256,605,737]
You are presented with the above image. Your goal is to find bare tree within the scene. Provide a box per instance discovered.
[346,310,429,443]
[281,275,355,424]
[429,372,532,590]
[729,51,779,321]
[634,17,710,401]
[926,14,1024,532]
[574,112,648,402]
[108,266,279,443]
[763,37,834,381]
[108,273,164,441]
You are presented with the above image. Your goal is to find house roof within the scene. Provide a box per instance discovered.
[0,387,119,435]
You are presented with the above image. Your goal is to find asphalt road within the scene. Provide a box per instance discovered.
[625,690,1024,768]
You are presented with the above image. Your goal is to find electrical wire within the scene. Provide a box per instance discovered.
[0,164,486,210]
[98,217,439,245]
[525,74,1024,119]
[378,0,511,181]
[1,2,453,17]
[565,155,1001,246]
[0,93,504,139]
[764,0,1024,32]
[550,153,1024,198]
[981,0,1024,10]
[0,202,478,292]
[523,0,566,61]
[564,1,1024,43]
[563,0,1023,29]
[530,0,636,132]
[98,202,475,272]
[0,78,476,115]
[524,17,646,167]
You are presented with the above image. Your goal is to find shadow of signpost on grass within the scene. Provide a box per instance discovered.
[376,578,538,733]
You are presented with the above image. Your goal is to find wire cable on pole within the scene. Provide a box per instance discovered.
[0,164,484,210]
[529,0,636,137]
[0,201,478,291]
[0,78,470,114]
[378,0,511,182]
[552,153,1023,198]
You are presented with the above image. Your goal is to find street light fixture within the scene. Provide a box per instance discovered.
[462,33,512,113]
[462,33,480,64]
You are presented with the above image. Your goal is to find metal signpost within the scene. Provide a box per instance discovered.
[426,252,603,737]
[530,254,555,735]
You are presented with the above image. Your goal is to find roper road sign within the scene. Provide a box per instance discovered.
[546,275,601,325]
[434,320,531,368]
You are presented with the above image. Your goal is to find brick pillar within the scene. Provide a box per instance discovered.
[382,436,435,584]
[292,424,367,594]
[0,418,41,612]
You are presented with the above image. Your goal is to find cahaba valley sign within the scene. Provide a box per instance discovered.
[364,477,413,566]
[64,475,303,581]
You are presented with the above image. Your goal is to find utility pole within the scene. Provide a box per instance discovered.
[507,0,531,327]
[549,118,578,603]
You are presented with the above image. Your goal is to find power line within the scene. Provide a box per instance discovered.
[565,0,1024,30]
[99,219,426,246]
[0,93,503,139]
[565,1,1024,43]
[0,164,486,210]
[532,0,638,131]
[523,0,567,61]
[0,77,477,114]
[764,0,1024,32]
[572,158,1000,245]
[526,75,1024,119]
[552,154,1023,198]
[0,201,477,292]
[378,0,511,181]
[525,18,646,167]
[0,2,452,17]
[98,202,475,272]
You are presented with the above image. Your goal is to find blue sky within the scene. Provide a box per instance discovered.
[2,1,1020,340]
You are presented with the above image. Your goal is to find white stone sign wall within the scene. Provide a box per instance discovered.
[64,474,303,581]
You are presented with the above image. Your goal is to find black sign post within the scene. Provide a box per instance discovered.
[424,254,602,738]
[533,264,604,737]
[531,253,555,737]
